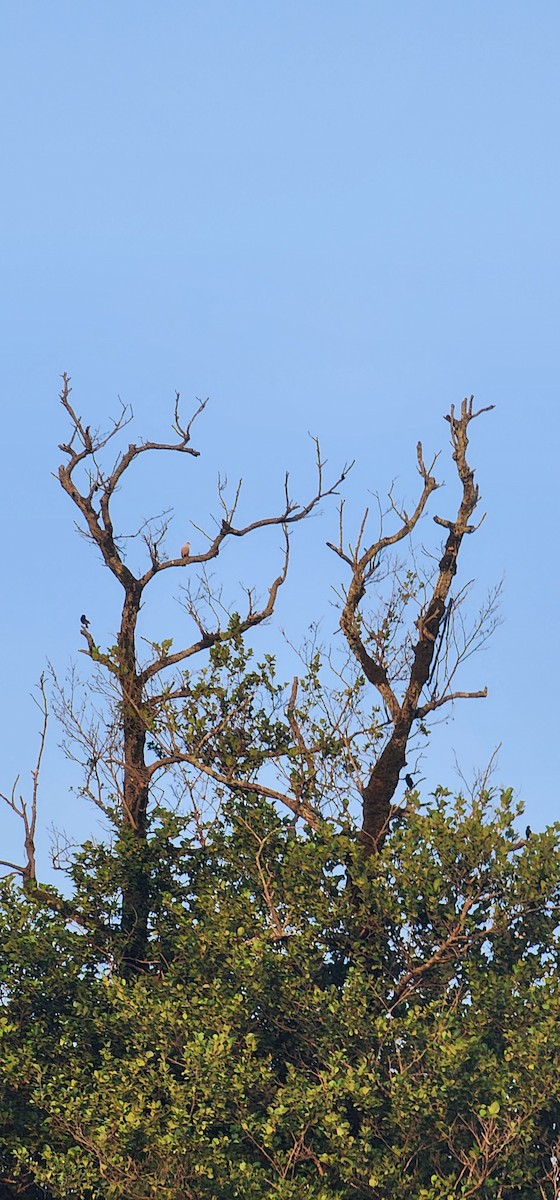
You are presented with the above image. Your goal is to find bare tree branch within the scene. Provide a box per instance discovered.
[55,381,346,969]
[140,526,291,685]
[416,686,488,719]
[333,397,495,852]
[0,674,48,886]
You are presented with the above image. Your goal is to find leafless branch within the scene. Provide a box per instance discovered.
[332,397,494,852]
[141,527,291,684]
[0,674,48,885]
[416,686,488,718]
[138,437,351,588]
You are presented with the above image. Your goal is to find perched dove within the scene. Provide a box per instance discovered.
[180,541,191,558]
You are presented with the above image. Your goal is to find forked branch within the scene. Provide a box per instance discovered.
[0,675,48,886]
[333,397,495,852]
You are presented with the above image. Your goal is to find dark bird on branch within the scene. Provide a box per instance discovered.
[80,614,90,628]
[405,774,415,790]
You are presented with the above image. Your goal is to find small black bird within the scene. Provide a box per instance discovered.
[525,825,532,839]
[80,614,90,628]
[405,774,415,790]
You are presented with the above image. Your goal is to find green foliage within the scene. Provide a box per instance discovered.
[142,629,384,829]
[2,790,560,1198]
[3,362,531,1197]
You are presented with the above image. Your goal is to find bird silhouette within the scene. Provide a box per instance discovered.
[405,774,415,790]
[80,614,90,628]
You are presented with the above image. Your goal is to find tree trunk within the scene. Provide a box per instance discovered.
[118,591,151,973]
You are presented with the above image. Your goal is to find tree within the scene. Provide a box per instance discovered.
[332,400,496,850]
[2,383,558,1199]
[2,793,560,1199]
[53,375,349,970]
[8,384,494,956]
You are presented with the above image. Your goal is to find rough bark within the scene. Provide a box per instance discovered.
[331,397,494,853]
[56,376,346,969]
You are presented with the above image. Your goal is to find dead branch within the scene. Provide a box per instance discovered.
[49,662,122,820]
[134,436,350,588]
[333,397,494,852]
[0,674,48,886]
[416,687,488,718]
[140,526,291,685]
[56,383,349,968]
[58,375,207,593]
[332,442,439,726]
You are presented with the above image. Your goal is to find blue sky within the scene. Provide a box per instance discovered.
[1,2,558,875]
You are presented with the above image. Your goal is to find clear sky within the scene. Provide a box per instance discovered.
[1,2,558,875]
